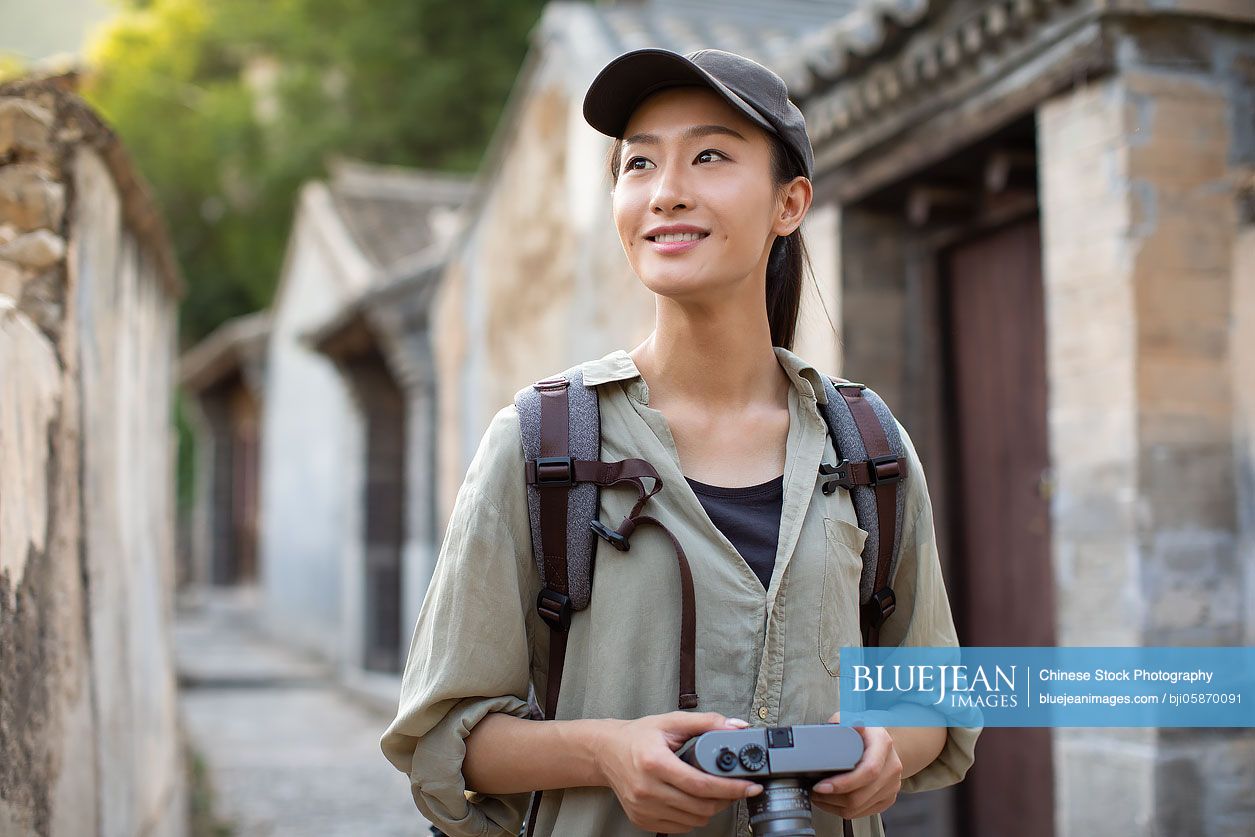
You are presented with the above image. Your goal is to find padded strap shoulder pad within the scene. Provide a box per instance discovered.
[513,366,601,611]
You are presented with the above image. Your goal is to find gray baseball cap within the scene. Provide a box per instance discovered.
[582,47,814,180]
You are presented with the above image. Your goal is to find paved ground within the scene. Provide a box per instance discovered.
[175,585,433,837]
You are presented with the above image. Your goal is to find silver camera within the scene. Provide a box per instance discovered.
[676,724,864,836]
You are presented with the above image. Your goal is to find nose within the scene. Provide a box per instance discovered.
[650,156,693,213]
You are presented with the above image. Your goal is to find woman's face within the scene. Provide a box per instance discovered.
[611,85,799,302]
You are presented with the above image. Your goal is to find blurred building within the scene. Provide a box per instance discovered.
[181,158,472,687]
[179,310,269,588]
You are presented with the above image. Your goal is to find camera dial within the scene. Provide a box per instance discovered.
[738,743,768,772]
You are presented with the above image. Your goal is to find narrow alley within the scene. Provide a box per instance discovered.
[175,587,431,837]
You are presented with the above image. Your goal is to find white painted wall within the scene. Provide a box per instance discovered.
[258,183,371,664]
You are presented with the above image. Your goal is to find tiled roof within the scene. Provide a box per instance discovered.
[581,0,937,96]
[179,310,270,393]
[588,0,863,78]
[781,0,934,97]
[577,0,945,145]
[325,157,472,273]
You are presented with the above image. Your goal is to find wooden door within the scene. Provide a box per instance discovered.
[353,353,407,673]
[230,384,261,584]
[941,217,1054,837]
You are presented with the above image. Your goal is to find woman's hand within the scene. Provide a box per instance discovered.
[810,711,903,820]
[596,711,764,834]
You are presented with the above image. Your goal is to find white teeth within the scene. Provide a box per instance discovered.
[653,232,706,243]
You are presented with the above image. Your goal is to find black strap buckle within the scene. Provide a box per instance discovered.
[590,519,631,552]
[861,586,896,629]
[536,588,572,631]
[866,454,904,485]
[534,455,575,487]
[818,454,904,494]
[818,458,854,494]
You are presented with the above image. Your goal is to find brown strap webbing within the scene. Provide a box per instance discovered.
[836,385,902,837]
[525,378,571,837]
[835,385,901,649]
[524,379,696,837]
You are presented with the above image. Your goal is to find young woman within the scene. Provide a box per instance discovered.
[381,48,978,837]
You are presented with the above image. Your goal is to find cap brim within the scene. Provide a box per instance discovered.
[582,48,774,139]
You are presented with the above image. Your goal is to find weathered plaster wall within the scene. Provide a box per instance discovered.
[0,82,184,837]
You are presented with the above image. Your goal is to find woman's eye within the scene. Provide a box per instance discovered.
[622,149,727,173]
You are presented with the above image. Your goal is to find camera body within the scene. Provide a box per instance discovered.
[676,724,864,836]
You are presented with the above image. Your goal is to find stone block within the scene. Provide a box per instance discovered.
[0,258,22,299]
[1056,731,1156,837]
[18,266,64,342]
[1156,730,1255,833]
[1136,352,1231,422]
[1135,214,1234,274]
[1151,753,1203,834]
[1135,271,1230,357]
[0,164,65,231]
[0,98,54,157]
[1140,440,1236,525]
[0,229,65,271]
[1056,536,1141,645]
[1123,67,1226,103]
[1128,143,1228,185]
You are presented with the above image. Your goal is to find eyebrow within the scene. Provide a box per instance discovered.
[622,124,748,148]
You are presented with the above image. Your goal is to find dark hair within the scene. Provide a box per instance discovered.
[607,132,814,351]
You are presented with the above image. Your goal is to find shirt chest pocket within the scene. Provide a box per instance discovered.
[818,517,868,677]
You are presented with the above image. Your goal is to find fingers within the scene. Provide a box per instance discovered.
[657,710,747,737]
[813,787,898,820]
[811,728,901,820]
[655,751,761,801]
[625,774,739,833]
[817,727,888,795]
[817,782,881,817]
[651,780,732,819]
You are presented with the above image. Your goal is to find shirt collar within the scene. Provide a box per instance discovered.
[580,346,831,406]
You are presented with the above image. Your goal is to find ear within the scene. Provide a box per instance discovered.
[775,175,813,237]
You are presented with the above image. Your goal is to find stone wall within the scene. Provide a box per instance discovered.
[1038,16,1255,834]
[0,80,184,837]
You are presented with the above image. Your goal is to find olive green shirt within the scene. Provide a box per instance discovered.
[380,346,980,837]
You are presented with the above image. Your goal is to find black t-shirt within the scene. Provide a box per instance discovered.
[683,472,785,590]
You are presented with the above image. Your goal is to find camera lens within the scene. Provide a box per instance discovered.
[747,778,816,837]
[738,743,767,772]
[715,748,738,772]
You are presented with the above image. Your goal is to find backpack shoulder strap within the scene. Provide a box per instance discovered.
[514,365,601,615]
[513,366,694,837]
[816,375,909,648]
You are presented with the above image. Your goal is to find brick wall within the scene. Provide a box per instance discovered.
[1039,28,1255,833]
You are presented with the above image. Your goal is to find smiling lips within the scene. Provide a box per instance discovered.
[646,230,710,254]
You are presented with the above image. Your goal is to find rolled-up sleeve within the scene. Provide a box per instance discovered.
[879,419,982,795]
[380,404,539,836]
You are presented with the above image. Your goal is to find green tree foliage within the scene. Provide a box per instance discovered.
[83,0,547,345]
